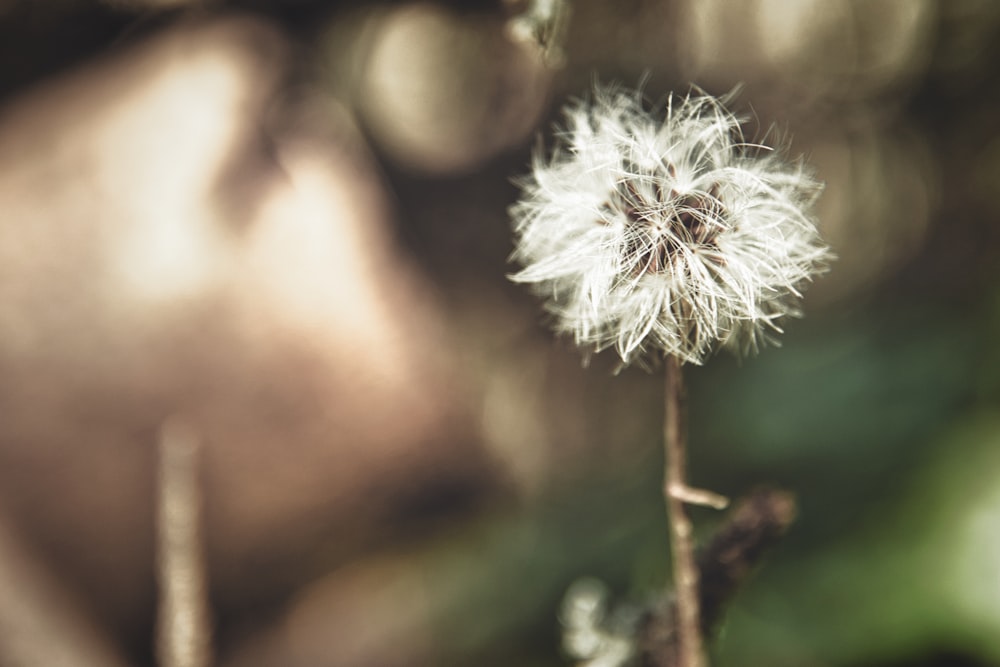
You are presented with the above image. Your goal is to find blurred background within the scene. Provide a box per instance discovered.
[0,0,998,665]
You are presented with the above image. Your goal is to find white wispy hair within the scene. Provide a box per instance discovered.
[509,84,831,367]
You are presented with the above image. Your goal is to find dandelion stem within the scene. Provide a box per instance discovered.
[664,355,705,667]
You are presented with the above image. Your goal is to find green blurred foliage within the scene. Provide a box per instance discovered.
[435,294,999,667]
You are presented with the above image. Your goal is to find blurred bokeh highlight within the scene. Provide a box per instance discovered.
[0,1,998,666]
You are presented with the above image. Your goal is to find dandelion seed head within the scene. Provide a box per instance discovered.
[559,578,636,667]
[509,84,831,367]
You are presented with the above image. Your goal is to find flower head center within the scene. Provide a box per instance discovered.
[603,165,726,276]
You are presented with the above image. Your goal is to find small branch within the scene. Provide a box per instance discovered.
[668,485,729,511]
[696,488,797,630]
[638,488,798,666]
[156,418,213,667]
[663,355,704,667]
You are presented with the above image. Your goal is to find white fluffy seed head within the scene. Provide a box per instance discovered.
[509,84,832,368]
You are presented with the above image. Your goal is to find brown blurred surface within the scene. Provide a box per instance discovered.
[0,13,505,664]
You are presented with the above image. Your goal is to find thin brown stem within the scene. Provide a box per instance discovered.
[156,419,213,667]
[663,355,705,667]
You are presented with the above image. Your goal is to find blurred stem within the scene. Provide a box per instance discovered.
[156,419,213,667]
[664,355,704,667]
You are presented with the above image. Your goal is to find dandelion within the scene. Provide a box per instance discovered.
[560,578,636,667]
[509,84,830,667]
[509,85,830,367]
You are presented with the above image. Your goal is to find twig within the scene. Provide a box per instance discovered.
[156,418,213,667]
[638,488,798,666]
